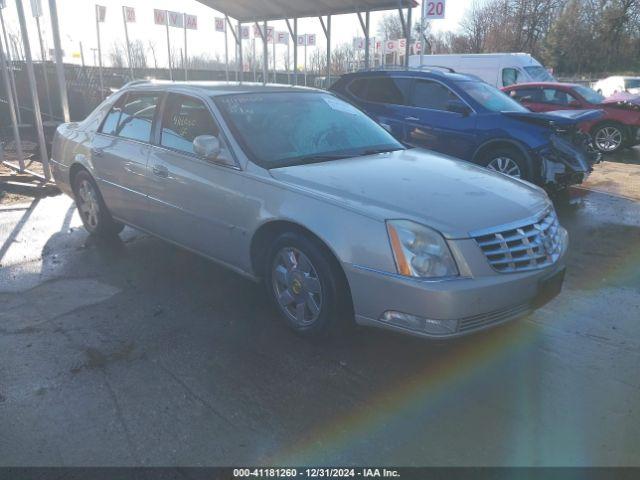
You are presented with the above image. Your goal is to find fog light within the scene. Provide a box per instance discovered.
[380,311,458,335]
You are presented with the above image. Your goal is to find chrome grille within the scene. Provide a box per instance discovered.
[473,208,563,273]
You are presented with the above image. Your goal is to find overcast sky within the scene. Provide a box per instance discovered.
[1,0,469,69]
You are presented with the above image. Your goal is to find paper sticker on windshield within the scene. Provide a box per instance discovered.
[323,96,360,115]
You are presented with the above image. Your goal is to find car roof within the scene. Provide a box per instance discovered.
[123,80,322,96]
[504,82,581,89]
[340,69,478,82]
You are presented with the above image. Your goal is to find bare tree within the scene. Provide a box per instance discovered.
[377,13,404,40]
[460,1,492,53]
[147,41,158,69]
[129,40,147,69]
[108,42,126,68]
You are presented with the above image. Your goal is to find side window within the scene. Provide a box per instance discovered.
[160,94,220,155]
[408,80,459,111]
[348,78,368,99]
[541,88,571,105]
[114,93,159,142]
[502,68,519,87]
[364,78,410,105]
[509,87,541,102]
[100,95,126,135]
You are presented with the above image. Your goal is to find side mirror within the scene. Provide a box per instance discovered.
[446,100,471,116]
[568,100,581,108]
[193,135,221,160]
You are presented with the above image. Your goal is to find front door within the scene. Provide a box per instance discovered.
[402,79,478,160]
[91,91,159,228]
[145,93,246,266]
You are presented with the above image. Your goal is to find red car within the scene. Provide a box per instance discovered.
[503,82,640,153]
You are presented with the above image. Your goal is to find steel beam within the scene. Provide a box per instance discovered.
[0,22,25,171]
[48,0,69,122]
[319,15,331,85]
[0,7,22,124]
[405,6,412,66]
[237,21,243,83]
[285,18,296,86]
[357,11,370,70]
[15,0,50,180]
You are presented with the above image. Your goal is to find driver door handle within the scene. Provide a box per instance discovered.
[404,116,419,121]
[152,164,169,178]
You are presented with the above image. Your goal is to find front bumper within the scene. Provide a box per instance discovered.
[538,133,601,188]
[344,244,567,339]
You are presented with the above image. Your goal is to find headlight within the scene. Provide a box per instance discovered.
[386,220,459,278]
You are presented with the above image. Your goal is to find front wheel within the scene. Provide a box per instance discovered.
[592,123,625,153]
[73,170,124,237]
[265,232,351,338]
[479,147,530,181]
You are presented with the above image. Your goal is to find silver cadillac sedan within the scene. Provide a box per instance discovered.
[51,82,568,339]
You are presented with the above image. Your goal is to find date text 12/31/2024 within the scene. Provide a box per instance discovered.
[233,468,401,478]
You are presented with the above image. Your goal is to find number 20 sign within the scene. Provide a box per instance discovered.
[424,0,445,19]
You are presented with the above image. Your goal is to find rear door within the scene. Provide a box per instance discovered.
[402,78,477,159]
[344,76,413,142]
[91,91,160,228]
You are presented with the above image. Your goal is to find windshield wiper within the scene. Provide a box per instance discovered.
[281,153,352,166]
[360,147,404,156]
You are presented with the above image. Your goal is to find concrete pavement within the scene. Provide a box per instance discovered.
[1,160,639,466]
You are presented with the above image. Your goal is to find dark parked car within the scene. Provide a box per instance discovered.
[503,82,640,153]
[330,69,602,190]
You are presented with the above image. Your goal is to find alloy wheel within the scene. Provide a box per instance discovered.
[594,126,622,152]
[271,247,323,326]
[486,156,522,178]
[77,179,101,230]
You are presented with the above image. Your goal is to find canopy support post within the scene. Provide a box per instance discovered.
[0,7,22,124]
[263,21,268,84]
[0,23,25,171]
[319,15,331,87]
[237,20,243,83]
[226,16,240,83]
[15,0,51,180]
[357,11,370,70]
[405,6,412,67]
[285,18,297,86]
[48,0,69,122]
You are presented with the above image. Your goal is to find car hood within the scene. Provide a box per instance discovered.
[270,149,550,239]
[503,109,603,127]
[602,93,640,110]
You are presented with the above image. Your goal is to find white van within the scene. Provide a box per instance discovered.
[408,53,554,88]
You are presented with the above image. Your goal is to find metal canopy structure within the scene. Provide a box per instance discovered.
[1,0,418,182]
[195,0,416,23]
[195,0,416,88]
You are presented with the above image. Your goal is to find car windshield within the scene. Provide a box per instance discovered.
[624,78,640,89]
[524,66,555,81]
[214,92,404,168]
[573,85,605,104]
[459,81,529,112]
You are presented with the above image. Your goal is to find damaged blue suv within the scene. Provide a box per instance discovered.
[330,69,602,189]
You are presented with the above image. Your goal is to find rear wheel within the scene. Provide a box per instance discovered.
[480,147,530,181]
[72,170,124,237]
[265,232,350,338]
[592,122,625,153]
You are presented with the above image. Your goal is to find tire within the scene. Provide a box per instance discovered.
[265,231,351,338]
[72,169,124,237]
[479,147,531,181]
[592,122,625,153]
